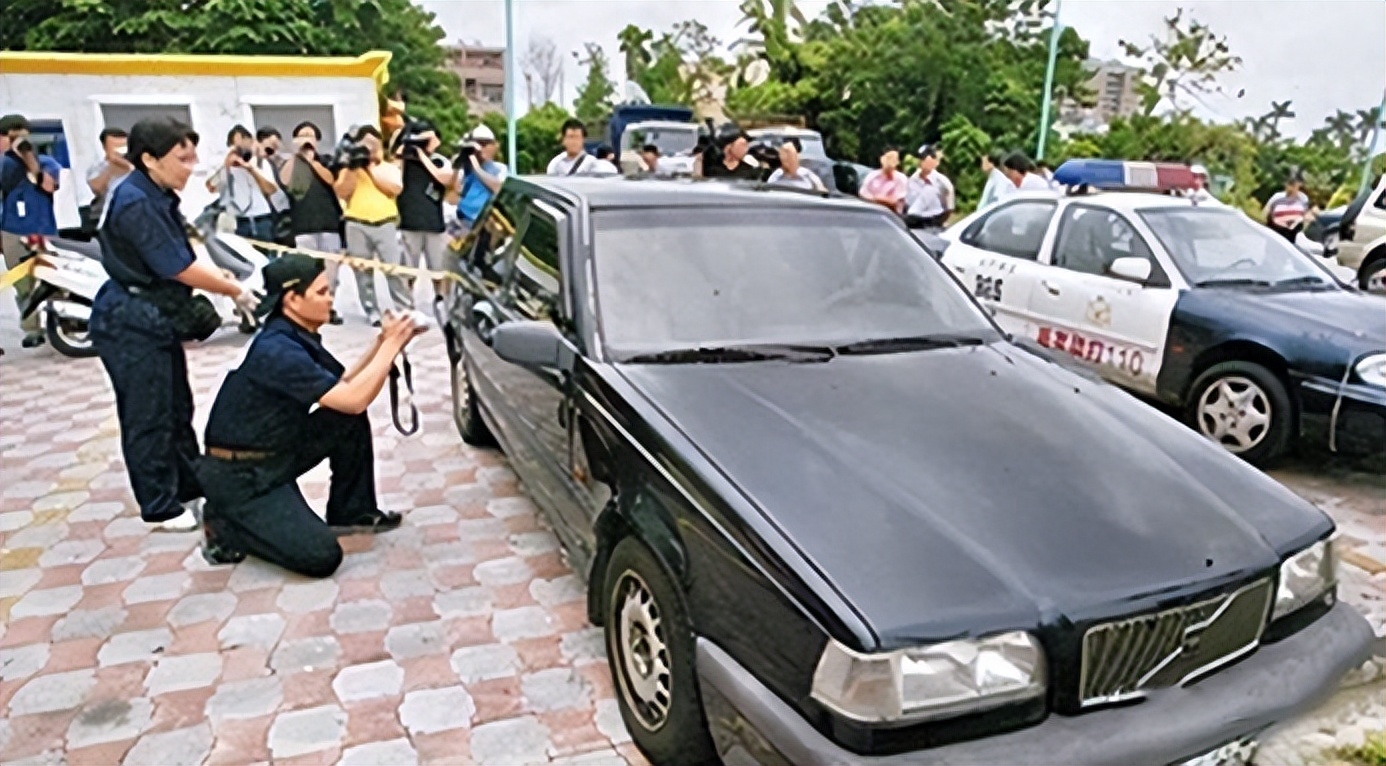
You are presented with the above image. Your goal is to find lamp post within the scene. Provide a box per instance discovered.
[504,0,517,169]
[1036,0,1063,161]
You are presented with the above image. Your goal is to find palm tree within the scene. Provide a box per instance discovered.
[1260,100,1295,142]
[1356,107,1386,144]
[617,24,654,82]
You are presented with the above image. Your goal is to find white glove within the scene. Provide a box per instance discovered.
[234,287,262,315]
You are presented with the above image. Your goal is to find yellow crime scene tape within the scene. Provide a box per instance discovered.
[0,258,35,292]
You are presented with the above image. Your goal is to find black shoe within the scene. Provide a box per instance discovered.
[201,521,247,565]
[21,332,44,348]
[329,509,402,535]
[329,310,343,325]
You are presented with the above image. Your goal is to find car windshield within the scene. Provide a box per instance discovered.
[592,207,998,357]
[627,127,699,156]
[1139,207,1335,288]
[754,133,829,160]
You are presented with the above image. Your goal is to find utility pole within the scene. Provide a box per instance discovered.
[1036,0,1063,161]
[1362,88,1386,195]
[504,0,517,169]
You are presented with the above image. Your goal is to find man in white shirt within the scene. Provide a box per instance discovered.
[1186,164,1224,206]
[206,124,279,242]
[547,118,600,176]
[997,151,1055,199]
[592,145,621,175]
[765,138,825,191]
[904,144,953,228]
[978,152,1007,209]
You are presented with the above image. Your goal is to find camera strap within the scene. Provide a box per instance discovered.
[388,350,420,436]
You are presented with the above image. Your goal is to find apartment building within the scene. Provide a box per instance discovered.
[446,43,506,116]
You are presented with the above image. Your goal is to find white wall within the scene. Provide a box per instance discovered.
[0,71,380,224]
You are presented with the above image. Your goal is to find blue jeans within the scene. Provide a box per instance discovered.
[235,215,276,242]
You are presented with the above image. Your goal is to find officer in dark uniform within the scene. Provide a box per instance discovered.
[91,116,260,531]
[197,253,420,576]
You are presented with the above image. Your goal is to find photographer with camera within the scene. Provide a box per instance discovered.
[451,125,508,240]
[196,253,421,576]
[396,119,457,307]
[86,127,133,232]
[1,114,63,348]
[206,125,280,243]
[91,116,261,532]
[333,125,406,327]
[280,121,345,325]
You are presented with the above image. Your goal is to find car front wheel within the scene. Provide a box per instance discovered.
[1186,361,1293,466]
[448,340,493,446]
[603,537,718,766]
[1357,255,1386,293]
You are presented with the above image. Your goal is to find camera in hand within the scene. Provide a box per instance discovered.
[235,147,253,163]
[330,133,372,170]
[452,140,480,174]
[393,117,435,161]
[14,137,34,154]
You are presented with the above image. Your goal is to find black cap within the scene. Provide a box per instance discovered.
[260,253,325,316]
[916,143,940,159]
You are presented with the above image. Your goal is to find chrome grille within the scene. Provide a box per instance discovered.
[1079,579,1273,706]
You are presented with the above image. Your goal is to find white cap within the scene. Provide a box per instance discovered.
[468,125,496,142]
[1190,164,1209,177]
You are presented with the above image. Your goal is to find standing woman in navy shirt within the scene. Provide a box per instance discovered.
[91,117,261,531]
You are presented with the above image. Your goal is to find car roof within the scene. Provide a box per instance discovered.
[516,175,875,212]
[748,126,822,138]
[627,121,699,130]
[1065,191,1222,213]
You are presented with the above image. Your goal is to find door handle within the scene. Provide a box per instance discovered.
[1042,280,1062,296]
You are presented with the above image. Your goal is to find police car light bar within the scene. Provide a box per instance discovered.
[1052,160,1197,192]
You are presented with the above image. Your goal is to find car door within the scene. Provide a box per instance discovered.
[1026,203,1178,394]
[942,199,1059,338]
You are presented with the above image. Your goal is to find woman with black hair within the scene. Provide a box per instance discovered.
[91,116,261,531]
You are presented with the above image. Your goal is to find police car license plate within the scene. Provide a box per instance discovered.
[1177,736,1259,766]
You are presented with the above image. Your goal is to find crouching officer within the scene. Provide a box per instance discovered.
[196,254,422,576]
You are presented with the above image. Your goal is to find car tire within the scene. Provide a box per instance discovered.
[449,342,493,447]
[1186,361,1293,467]
[603,537,718,766]
[1357,254,1386,293]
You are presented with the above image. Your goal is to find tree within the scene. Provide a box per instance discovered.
[522,36,562,107]
[573,43,617,126]
[5,0,469,141]
[1119,9,1242,116]
[617,24,654,82]
[480,102,574,174]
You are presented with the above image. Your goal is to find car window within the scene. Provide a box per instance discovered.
[469,185,529,288]
[961,201,1056,260]
[1052,206,1165,283]
[592,208,997,353]
[511,209,562,322]
[1374,188,1386,211]
[1140,207,1333,287]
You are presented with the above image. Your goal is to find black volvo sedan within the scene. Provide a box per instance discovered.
[442,177,1373,766]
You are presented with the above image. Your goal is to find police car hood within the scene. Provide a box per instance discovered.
[617,343,1329,648]
[1181,287,1386,361]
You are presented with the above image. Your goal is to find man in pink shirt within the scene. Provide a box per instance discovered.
[858,147,908,213]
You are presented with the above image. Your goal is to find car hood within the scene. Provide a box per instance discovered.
[616,344,1329,648]
[1185,287,1386,359]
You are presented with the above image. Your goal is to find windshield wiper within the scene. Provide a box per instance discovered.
[621,343,836,365]
[1273,275,1334,289]
[1194,278,1275,288]
[835,333,989,355]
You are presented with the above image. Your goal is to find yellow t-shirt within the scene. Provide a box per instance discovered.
[342,165,400,224]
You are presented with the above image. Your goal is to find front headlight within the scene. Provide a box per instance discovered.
[1272,538,1337,622]
[811,631,1046,724]
[1355,354,1386,388]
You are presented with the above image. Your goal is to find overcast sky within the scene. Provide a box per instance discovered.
[419,0,1385,141]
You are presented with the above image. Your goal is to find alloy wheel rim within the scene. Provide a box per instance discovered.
[452,355,470,422]
[614,570,672,732]
[1196,375,1272,453]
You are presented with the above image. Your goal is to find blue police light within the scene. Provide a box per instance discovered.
[1053,160,1197,192]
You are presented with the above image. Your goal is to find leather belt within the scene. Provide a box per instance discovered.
[206,446,272,461]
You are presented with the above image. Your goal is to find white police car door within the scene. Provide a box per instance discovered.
[942,199,1059,337]
[1026,204,1178,394]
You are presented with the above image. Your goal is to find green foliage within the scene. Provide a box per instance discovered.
[938,114,992,209]
[574,43,617,126]
[479,102,572,175]
[5,0,468,142]
[1333,732,1386,766]
[1118,9,1242,116]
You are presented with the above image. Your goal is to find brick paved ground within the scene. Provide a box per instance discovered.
[0,280,1382,765]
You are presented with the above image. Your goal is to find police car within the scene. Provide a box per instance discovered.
[940,159,1386,466]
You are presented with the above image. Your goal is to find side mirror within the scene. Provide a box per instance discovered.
[491,320,573,371]
[1109,256,1152,284]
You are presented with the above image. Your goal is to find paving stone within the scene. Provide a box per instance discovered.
[594,698,631,744]
[218,613,287,651]
[332,660,404,703]
[271,636,341,673]
[330,600,393,634]
[469,715,551,765]
[422,541,477,567]
[521,667,592,712]
[205,676,283,720]
[531,575,585,607]
[52,606,128,642]
[380,569,435,601]
[550,749,627,766]
[560,628,607,665]
[8,669,97,715]
[37,538,107,567]
[493,606,557,641]
[121,572,187,604]
[340,738,421,766]
[484,496,535,520]
[385,621,450,660]
[0,510,35,532]
[0,567,42,598]
[167,592,238,628]
[450,643,521,684]
[475,557,535,587]
[68,502,128,523]
[104,515,149,538]
[268,704,347,759]
[509,530,562,557]
[11,584,84,618]
[407,505,459,526]
[5,522,66,549]
[336,549,384,579]
[433,586,491,619]
[98,628,173,666]
[226,558,287,592]
[277,579,339,613]
[398,686,476,735]
[122,722,213,766]
[1,643,51,681]
[67,698,154,748]
[455,518,509,540]
[81,556,147,586]
[145,652,223,695]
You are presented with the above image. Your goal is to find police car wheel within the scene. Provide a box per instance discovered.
[1186,361,1293,467]
[449,347,493,447]
[1357,256,1386,293]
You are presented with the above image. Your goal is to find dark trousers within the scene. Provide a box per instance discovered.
[197,409,378,578]
[91,283,202,522]
[235,215,276,243]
